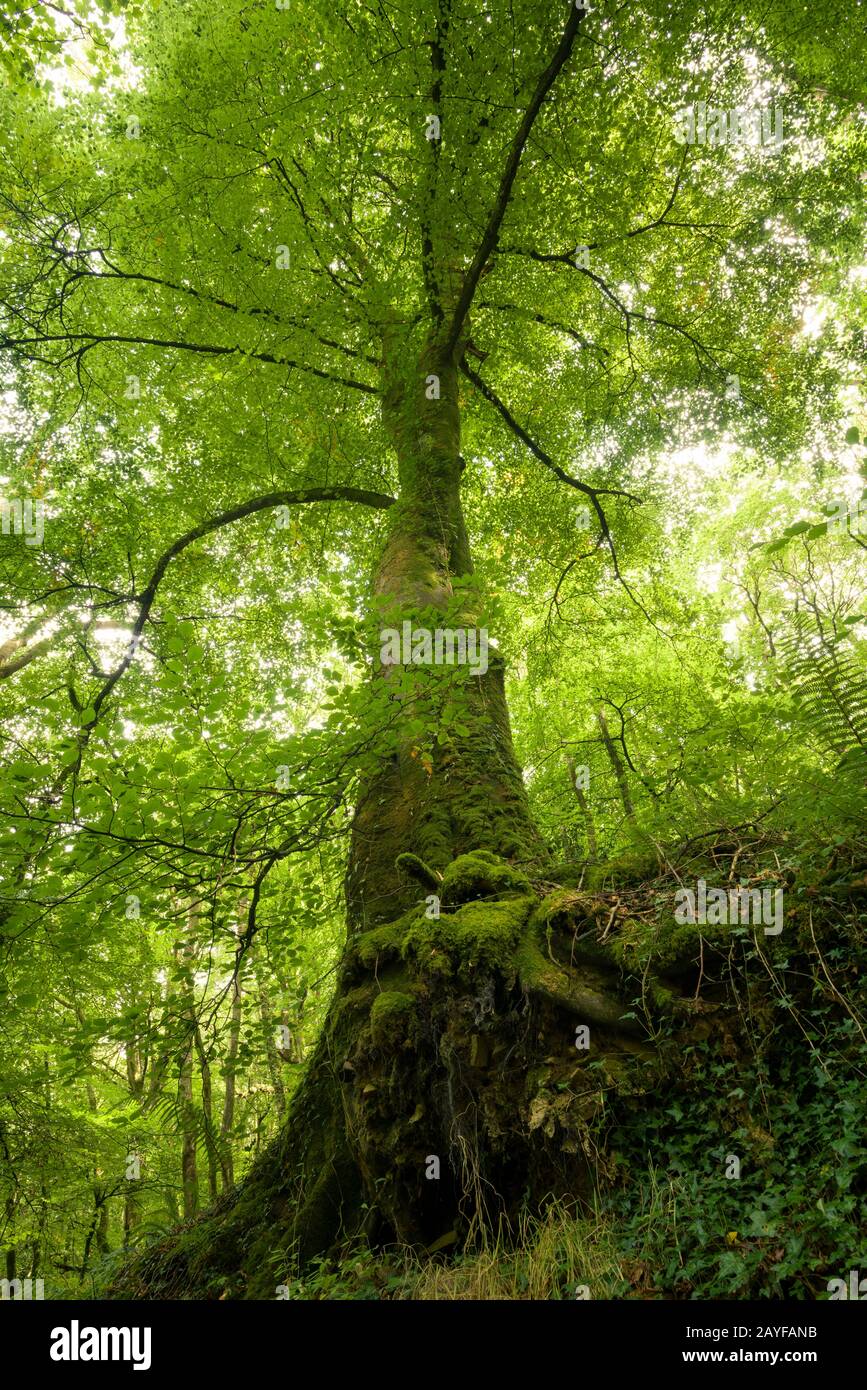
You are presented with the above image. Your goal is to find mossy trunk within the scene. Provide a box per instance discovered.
[109,332,664,1299]
[346,329,546,930]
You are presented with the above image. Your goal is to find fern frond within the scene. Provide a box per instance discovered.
[778,615,867,765]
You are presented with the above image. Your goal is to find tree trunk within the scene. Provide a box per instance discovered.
[124,1009,144,1241]
[4,1206,15,1287]
[219,917,244,1192]
[596,708,636,823]
[123,1180,141,1247]
[194,1027,221,1202]
[179,1042,199,1222]
[253,964,287,1121]
[566,753,598,861]
[80,1076,112,1279]
[174,941,200,1223]
[96,1197,110,1256]
[345,331,546,931]
[110,332,667,1299]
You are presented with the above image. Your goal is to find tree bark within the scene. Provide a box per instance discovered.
[123,1007,144,1241]
[346,327,546,930]
[566,753,599,861]
[596,708,636,823]
[109,329,660,1302]
[174,941,200,1223]
[219,917,244,1191]
[253,963,287,1121]
[194,1026,221,1202]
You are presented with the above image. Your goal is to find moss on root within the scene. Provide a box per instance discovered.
[440,849,532,905]
[352,852,535,979]
[395,852,442,892]
[332,851,684,1249]
[516,920,642,1033]
[606,914,735,974]
[106,844,806,1299]
[345,653,549,930]
[369,990,418,1048]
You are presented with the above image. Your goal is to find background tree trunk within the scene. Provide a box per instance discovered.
[596,708,636,823]
[174,936,200,1223]
[194,1027,220,1202]
[253,964,287,1121]
[219,913,244,1191]
[566,753,598,861]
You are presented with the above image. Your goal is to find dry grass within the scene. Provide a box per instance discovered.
[402,1199,626,1300]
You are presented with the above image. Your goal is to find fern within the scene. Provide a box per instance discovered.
[779,615,867,767]
[144,1093,232,1169]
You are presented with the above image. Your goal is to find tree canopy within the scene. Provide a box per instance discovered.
[0,0,865,1301]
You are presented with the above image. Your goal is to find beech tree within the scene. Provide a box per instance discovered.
[1,0,865,1298]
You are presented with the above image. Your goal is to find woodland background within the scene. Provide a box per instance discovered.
[0,0,865,1299]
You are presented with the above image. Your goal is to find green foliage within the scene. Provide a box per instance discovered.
[0,0,864,1299]
[607,1019,867,1299]
[778,614,867,770]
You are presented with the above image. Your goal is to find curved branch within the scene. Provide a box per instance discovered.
[477,299,609,358]
[443,4,584,357]
[0,634,52,680]
[1,487,392,714]
[497,249,729,379]
[420,0,450,322]
[0,597,76,682]
[0,331,379,396]
[54,261,381,368]
[460,358,665,630]
[459,357,637,510]
[88,486,394,726]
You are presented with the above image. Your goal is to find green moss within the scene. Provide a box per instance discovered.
[369,990,417,1048]
[353,852,537,984]
[647,978,675,1011]
[440,850,532,906]
[534,887,596,927]
[516,924,640,1031]
[340,981,379,1010]
[584,847,661,890]
[353,911,418,970]
[395,852,441,891]
[352,890,535,986]
[530,890,625,971]
[607,914,737,974]
[548,860,589,888]
[402,895,534,981]
[533,882,742,979]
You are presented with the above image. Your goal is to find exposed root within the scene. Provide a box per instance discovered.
[107,839,839,1300]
